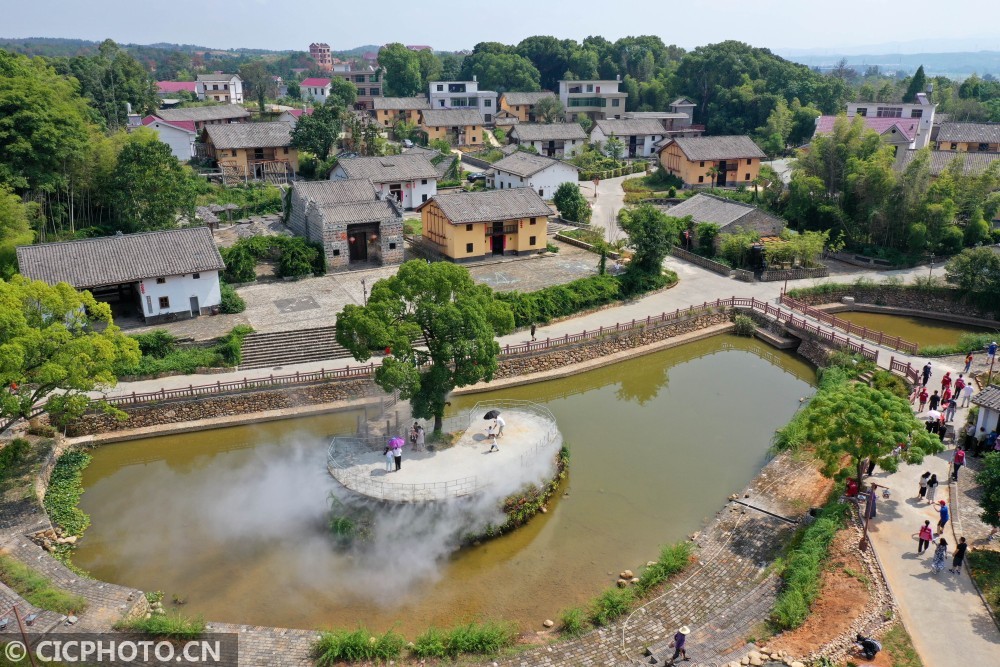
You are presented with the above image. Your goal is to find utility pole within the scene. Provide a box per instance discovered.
[928,253,934,280]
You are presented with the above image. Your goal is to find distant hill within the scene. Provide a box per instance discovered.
[782,51,1000,78]
[335,44,381,57]
[0,36,299,58]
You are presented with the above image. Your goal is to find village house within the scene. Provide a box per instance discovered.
[658,135,766,188]
[508,123,587,158]
[196,73,244,104]
[419,108,485,147]
[896,148,1000,177]
[589,118,668,158]
[309,42,333,71]
[300,77,333,104]
[428,79,497,124]
[372,97,431,128]
[972,385,1000,434]
[139,115,197,161]
[277,108,313,129]
[330,154,438,209]
[936,122,1000,152]
[814,93,936,153]
[558,78,627,121]
[416,188,551,261]
[328,65,383,110]
[498,92,557,122]
[156,81,198,98]
[488,152,579,200]
[288,179,404,270]
[203,122,298,183]
[402,146,454,180]
[664,193,786,249]
[814,115,922,155]
[155,105,250,133]
[16,227,225,324]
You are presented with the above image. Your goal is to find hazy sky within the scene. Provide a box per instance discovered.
[3,0,999,54]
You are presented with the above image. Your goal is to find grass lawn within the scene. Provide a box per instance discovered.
[559,227,605,246]
[880,622,923,667]
[0,554,87,615]
[403,219,422,236]
[968,550,1000,617]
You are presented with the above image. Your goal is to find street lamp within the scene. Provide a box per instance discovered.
[361,278,368,306]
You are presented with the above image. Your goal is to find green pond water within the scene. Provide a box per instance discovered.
[833,311,996,349]
[73,335,815,634]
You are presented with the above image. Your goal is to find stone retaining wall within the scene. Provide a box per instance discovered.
[759,266,829,282]
[790,285,997,320]
[670,246,734,276]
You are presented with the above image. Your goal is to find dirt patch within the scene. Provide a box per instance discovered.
[769,528,872,658]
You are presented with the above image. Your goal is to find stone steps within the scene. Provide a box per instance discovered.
[239,327,353,370]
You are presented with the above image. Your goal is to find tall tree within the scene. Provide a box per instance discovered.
[326,77,358,109]
[0,275,140,435]
[378,43,423,97]
[533,96,564,123]
[618,204,681,291]
[291,101,343,159]
[903,65,927,103]
[240,60,276,114]
[516,36,570,91]
[416,49,442,88]
[461,45,541,92]
[975,453,1000,533]
[0,185,35,276]
[336,261,514,432]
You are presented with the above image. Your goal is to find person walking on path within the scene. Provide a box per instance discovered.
[936,500,950,535]
[940,372,952,395]
[392,443,403,471]
[530,324,536,342]
[964,351,974,373]
[989,341,998,364]
[922,361,933,386]
[918,520,934,554]
[941,386,952,406]
[928,390,941,412]
[918,387,929,411]
[960,382,974,408]
[414,424,425,451]
[665,625,690,665]
[952,448,966,481]
[945,397,958,423]
[954,374,966,395]
[926,474,940,504]
[950,537,968,574]
[384,446,394,473]
[931,537,949,574]
[494,415,506,438]
[917,471,931,500]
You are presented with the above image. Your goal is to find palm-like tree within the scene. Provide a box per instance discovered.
[706,165,721,190]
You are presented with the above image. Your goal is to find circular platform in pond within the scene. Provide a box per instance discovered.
[327,401,562,503]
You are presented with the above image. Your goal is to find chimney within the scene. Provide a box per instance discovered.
[473,75,477,82]
[616,74,621,82]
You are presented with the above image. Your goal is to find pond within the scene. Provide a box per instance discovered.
[833,310,996,349]
[73,335,815,634]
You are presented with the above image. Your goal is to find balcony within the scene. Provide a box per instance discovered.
[485,224,518,236]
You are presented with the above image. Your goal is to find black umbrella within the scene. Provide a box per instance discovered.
[483,409,501,420]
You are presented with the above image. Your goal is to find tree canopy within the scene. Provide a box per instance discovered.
[975,453,1000,530]
[618,204,682,292]
[378,43,423,97]
[335,261,515,432]
[552,182,591,224]
[460,43,540,93]
[292,101,344,160]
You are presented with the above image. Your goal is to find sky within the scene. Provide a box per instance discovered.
[2,0,999,55]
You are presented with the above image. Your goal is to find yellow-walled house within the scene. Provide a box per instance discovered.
[499,92,557,122]
[416,188,551,261]
[419,108,485,147]
[203,122,298,183]
[658,135,766,188]
[372,97,431,129]
[936,122,1000,153]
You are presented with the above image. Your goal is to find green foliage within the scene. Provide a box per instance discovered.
[116,613,206,639]
[560,226,605,247]
[590,587,634,626]
[214,325,254,366]
[696,222,720,256]
[965,208,991,246]
[870,370,910,400]
[559,607,587,636]
[732,314,756,337]
[532,96,565,123]
[278,237,321,278]
[719,230,760,268]
[132,329,177,358]
[460,44,541,92]
[312,629,406,664]
[945,246,1000,292]
[291,101,344,160]
[43,450,92,537]
[197,182,284,217]
[771,500,849,630]
[0,184,34,276]
[552,182,592,223]
[497,274,621,327]
[491,127,506,143]
[412,622,517,658]
[968,550,1000,617]
[618,204,682,291]
[429,138,453,154]
[219,281,245,314]
[239,60,276,114]
[378,43,423,97]
[220,243,257,283]
[118,325,252,376]
[221,236,325,283]
[634,542,693,596]
[0,555,87,614]
[975,452,1000,530]
[0,437,30,477]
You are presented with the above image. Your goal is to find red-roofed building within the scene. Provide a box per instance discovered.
[814,115,920,153]
[140,115,198,161]
[301,77,333,104]
[277,108,315,129]
[814,94,935,153]
[156,81,198,96]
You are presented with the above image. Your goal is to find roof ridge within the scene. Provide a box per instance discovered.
[25,226,212,249]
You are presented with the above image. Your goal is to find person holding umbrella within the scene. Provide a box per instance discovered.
[484,410,502,451]
[390,437,404,471]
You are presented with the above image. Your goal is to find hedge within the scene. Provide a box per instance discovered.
[498,274,621,326]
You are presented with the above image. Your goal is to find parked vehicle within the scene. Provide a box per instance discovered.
[467,172,486,182]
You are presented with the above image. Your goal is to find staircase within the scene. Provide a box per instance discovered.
[239,326,353,370]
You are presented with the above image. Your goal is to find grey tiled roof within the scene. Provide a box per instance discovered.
[511,123,587,141]
[16,227,225,289]
[373,97,431,110]
[972,385,1000,411]
[157,106,250,122]
[419,188,552,224]
[420,108,485,127]
[937,122,1000,144]
[593,118,666,136]
[665,194,758,226]
[501,91,556,106]
[317,201,399,224]
[336,154,439,183]
[491,152,578,178]
[897,150,1000,176]
[205,122,292,149]
[664,135,766,161]
[197,73,240,82]
[292,179,377,205]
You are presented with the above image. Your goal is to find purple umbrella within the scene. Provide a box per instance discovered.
[389,437,405,448]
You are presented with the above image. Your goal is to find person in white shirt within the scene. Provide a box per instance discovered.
[960,383,974,408]
[495,416,505,438]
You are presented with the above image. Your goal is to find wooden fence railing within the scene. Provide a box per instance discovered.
[779,295,919,354]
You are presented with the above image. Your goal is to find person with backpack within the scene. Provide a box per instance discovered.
[855,634,882,660]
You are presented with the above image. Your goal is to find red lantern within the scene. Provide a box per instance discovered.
[370,233,378,242]
[384,347,392,355]
[348,236,356,243]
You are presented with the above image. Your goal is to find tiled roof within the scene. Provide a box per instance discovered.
[336,154,438,183]
[814,116,919,141]
[937,122,1000,144]
[664,193,759,226]
[156,81,197,93]
[972,385,1000,412]
[670,97,695,106]
[418,188,552,224]
[511,123,587,141]
[663,135,766,161]
[491,152,578,178]
[593,118,666,136]
[373,97,431,110]
[283,109,314,118]
[501,91,556,106]
[197,73,239,82]
[316,201,399,224]
[157,106,250,122]
[420,108,484,127]
[205,122,292,149]
[16,228,225,289]
[142,115,196,133]
[301,77,332,88]
[292,179,377,205]
[897,149,1000,176]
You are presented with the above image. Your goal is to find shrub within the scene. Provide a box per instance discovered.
[871,370,909,399]
[559,606,587,636]
[132,330,177,358]
[498,274,620,327]
[215,325,254,366]
[545,242,559,253]
[590,587,634,626]
[116,613,205,639]
[0,438,31,474]
[219,281,245,314]
[220,243,257,283]
[0,555,87,614]
[313,629,405,664]
[732,314,756,337]
[277,237,319,278]
[43,450,92,537]
[444,621,517,656]
[634,542,693,596]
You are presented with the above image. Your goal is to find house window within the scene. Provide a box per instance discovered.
[283,147,288,154]
[745,173,750,180]
[538,188,544,197]
[156,277,166,284]
[586,84,593,93]
[856,107,867,117]
[333,249,340,256]
[979,143,990,152]
[746,159,752,165]
[389,242,396,249]
[436,84,444,91]
[529,236,537,245]
[466,224,473,231]
[876,107,903,118]
[370,88,379,96]
[611,99,620,107]
[484,99,492,107]
[354,75,365,83]
[193,273,200,279]
[698,176,704,183]
[146,296,152,313]
[158,296,170,309]
[950,143,956,150]
[421,179,428,184]
[422,194,428,202]
[466,242,474,253]
[530,218,537,225]
[472,136,476,143]
[911,109,923,118]
[699,161,705,167]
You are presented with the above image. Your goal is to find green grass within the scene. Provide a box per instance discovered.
[116,325,254,376]
[0,555,87,614]
[559,606,587,636]
[919,331,1000,356]
[115,613,206,639]
[634,541,693,596]
[312,629,405,664]
[881,622,924,667]
[590,586,634,626]
[968,550,1000,617]
[43,450,92,537]
[403,218,422,235]
[411,621,517,658]
[559,226,605,246]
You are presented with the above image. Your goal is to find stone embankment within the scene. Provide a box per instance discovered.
[792,285,996,321]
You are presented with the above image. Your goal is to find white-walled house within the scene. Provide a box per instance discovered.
[972,385,1000,435]
[488,152,580,200]
[301,77,333,104]
[15,227,226,324]
[277,108,314,129]
[508,123,587,158]
[140,115,197,161]
[196,73,244,104]
[330,154,438,209]
[590,118,667,157]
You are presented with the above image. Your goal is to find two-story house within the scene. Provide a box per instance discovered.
[328,66,383,110]
[498,92,557,122]
[330,154,439,209]
[420,109,485,147]
[658,135,767,188]
[300,77,333,104]
[196,73,244,104]
[814,93,936,153]
[589,118,668,158]
[203,122,298,183]
[428,79,497,124]
[558,78,627,121]
[372,97,431,129]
